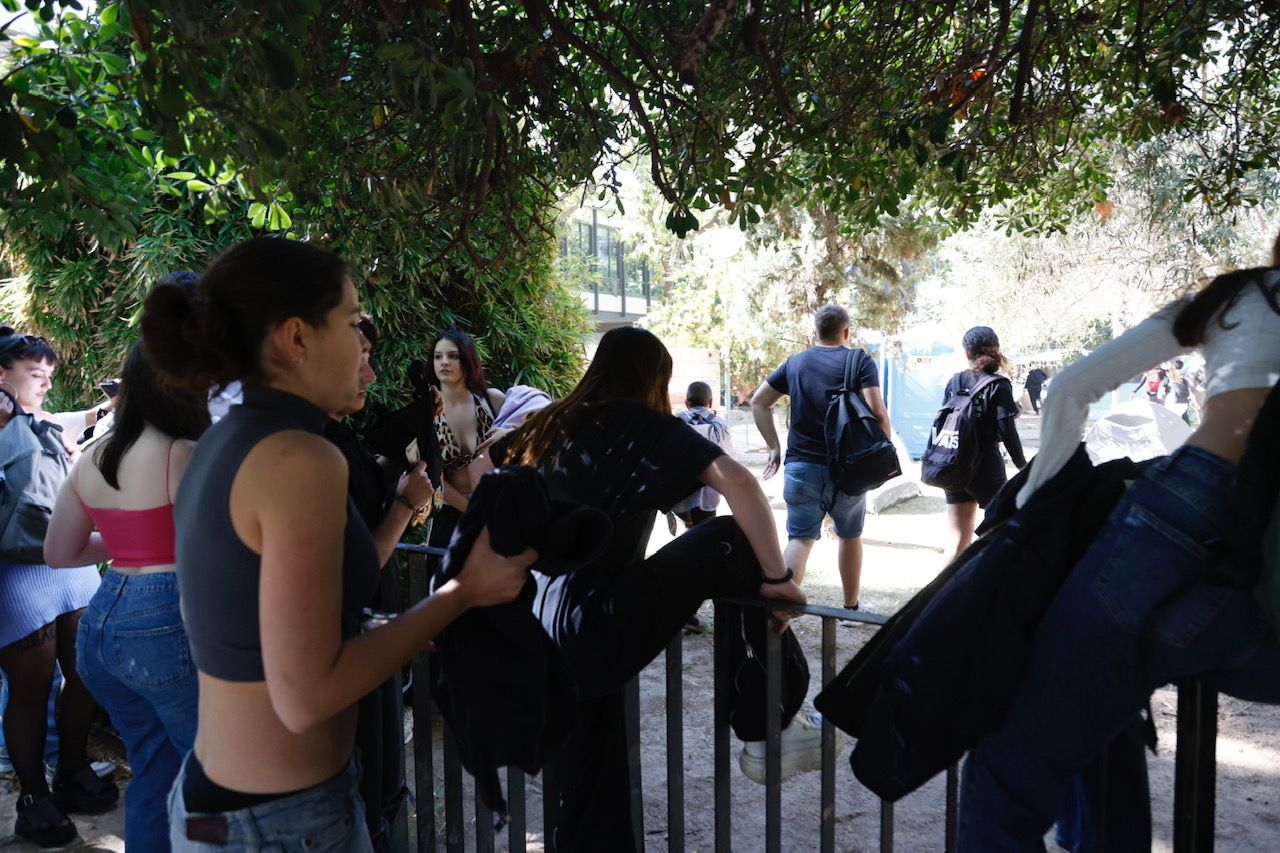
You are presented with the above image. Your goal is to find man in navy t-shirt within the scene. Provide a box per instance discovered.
[749,304,890,611]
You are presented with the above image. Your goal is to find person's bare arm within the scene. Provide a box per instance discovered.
[251,433,533,733]
[369,462,434,566]
[861,386,892,438]
[750,381,785,479]
[44,463,110,567]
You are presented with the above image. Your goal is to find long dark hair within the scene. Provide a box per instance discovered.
[94,342,211,490]
[506,326,672,466]
[962,325,1007,375]
[428,326,490,397]
[140,238,349,391]
[0,326,58,369]
[1172,268,1280,347]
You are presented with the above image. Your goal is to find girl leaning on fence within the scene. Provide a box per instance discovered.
[959,231,1280,851]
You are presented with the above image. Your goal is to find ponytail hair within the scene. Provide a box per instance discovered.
[962,325,1007,374]
[95,340,210,490]
[141,238,349,391]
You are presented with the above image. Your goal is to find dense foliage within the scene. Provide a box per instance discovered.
[112,0,1280,240]
[0,1,590,409]
[2,1,1279,405]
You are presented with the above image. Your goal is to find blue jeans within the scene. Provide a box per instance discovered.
[168,755,373,852]
[783,461,867,539]
[959,446,1280,851]
[77,571,198,852]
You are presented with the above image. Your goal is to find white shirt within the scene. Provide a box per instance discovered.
[1018,273,1280,506]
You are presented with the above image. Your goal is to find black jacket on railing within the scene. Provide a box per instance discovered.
[816,445,1150,801]
[429,465,613,816]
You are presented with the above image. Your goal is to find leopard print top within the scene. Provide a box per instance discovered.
[433,392,495,473]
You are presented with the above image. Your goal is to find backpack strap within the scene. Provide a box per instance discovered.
[843,348,861,393]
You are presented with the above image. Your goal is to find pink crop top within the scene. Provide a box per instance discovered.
[84,503,177,567]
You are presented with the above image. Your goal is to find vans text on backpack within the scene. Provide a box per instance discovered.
[824,349,901,496]
[920,372,1004,491]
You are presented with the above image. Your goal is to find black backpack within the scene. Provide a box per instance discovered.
[824,349,901,496]
[0,389,70,563]
[920,371,1003,491]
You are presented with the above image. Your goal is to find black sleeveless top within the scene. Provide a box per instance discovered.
[175,386,380,682]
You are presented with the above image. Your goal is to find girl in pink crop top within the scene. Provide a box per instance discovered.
[43,336,211,851]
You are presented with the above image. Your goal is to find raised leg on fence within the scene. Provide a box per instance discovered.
[666,634,685,853]
[1173,680,1218,853]
[713,601,732,853]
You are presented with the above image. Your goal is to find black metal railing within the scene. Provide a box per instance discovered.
[390,543,1223,853]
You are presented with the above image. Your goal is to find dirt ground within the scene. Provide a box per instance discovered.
[3,424,1278,851]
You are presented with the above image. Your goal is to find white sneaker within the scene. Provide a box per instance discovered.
[739,709,846,785]
[44,760,116,784]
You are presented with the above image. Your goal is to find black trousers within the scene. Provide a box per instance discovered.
[1027,386,1042,413]
[536,517,810,851]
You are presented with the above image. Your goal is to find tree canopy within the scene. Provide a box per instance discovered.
[1,0,1277,401]
[118,0,1280,238]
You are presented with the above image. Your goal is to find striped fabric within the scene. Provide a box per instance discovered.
[0,562,101,648]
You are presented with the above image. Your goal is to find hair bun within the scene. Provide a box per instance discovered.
[140,282,211,390]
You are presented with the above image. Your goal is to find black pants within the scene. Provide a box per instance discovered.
[536,517,810,851]
[1027,386,1042,414]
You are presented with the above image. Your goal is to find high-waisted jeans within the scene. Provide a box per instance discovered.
[168,754,372,852]
[77,570,197,852]
[959,445,1280,851]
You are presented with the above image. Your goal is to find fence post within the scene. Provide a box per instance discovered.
[1173,680,1218,853]
[713,601,732,853]
[407,552,437,853]
[666,634,686,852]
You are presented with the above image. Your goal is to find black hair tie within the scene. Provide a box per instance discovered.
[761,568,795,585]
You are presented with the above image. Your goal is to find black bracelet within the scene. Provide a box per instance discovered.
[760,568,794,585]
[393,494,417,513]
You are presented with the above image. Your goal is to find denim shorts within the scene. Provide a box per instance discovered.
[782,461,867,540]
[168,754,372,852]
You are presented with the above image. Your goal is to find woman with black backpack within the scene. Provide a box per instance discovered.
[937,326,1027,561]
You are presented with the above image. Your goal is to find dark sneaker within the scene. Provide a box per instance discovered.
[51,763,119,815]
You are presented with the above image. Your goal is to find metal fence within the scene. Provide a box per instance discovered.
[390,544,1221,853]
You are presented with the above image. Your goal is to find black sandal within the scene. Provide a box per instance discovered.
[51,762,119,815]
[15,792,78,849]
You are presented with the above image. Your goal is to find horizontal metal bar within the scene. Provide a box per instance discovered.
[718,596,889,625]
[394,542,449,556]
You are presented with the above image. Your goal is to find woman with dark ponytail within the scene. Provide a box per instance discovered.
[960,231,1280,850]
[940,326,1026,560]
[139,237,533,851]
[45,321,210,851]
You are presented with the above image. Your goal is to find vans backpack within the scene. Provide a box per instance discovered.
[920,372,1004,491]
[0,391,70,564]
[824,349,901,496]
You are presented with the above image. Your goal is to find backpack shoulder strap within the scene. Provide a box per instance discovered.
[968,371,1003,399]
[843,348,861,392]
